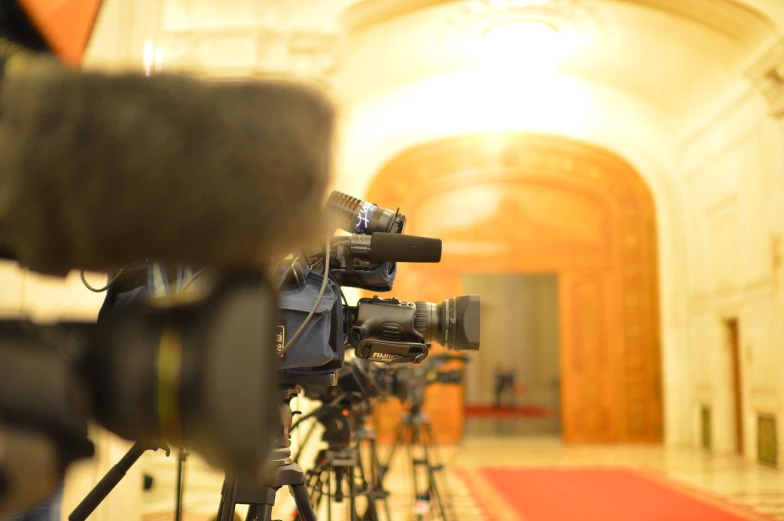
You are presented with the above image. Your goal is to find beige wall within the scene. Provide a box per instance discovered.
[677,86,784,462]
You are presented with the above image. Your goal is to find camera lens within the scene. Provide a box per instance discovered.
[86,273,279,481]
[414,295,480,351]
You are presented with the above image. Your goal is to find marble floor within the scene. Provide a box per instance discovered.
[140,432,784,521]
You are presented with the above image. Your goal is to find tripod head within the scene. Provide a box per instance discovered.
[317,403,353,450]
[216,383,319,521]
[262,386,300,473]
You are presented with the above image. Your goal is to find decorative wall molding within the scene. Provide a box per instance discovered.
[157,27,337,82]
[341,0,774,42]
[687,277,776,311]
[745,38,784,119]
[750,387,780,413]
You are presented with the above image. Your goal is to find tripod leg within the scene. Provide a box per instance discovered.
[307,470,321,511]
[246,504,272,521]
[217,480,227,517]
[407,424,425,521]
[418,424,445,521]
[356,444,375,521]
[358,441,373,521]
[327,467,333,521]
[368,438,392,521]
[291,482,317,521]
[175,450,188,521]
[314,475,324,517]
[307,453,330,518]
[216,477,239,521]
[429,423,457,521]
[69,441,148,521]
[348,462,358,521]
[421,423,454,521]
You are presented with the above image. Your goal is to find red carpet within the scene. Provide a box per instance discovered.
[456,467,774,521]
[464,405,557,419]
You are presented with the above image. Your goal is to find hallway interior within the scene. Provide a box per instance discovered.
[9,1,784,520]
[140,431,784,521]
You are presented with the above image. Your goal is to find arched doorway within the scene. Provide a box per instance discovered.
[364,133,662,444]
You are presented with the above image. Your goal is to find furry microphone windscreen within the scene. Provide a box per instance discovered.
[0,69,335,277]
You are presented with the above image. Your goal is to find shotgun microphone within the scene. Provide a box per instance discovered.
[340,233,442,263]
[0,69,335,277]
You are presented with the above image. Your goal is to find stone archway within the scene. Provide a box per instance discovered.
[364,132,662,444]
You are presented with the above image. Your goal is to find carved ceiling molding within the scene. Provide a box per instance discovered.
[157,27,337,82]
[619,0,775,46]
[745,37,784,119]
[440,0,602,56]
[340,0,774,45]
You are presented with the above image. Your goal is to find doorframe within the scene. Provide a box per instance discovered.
[461,272,561,411]
[363,133,663,444]
[725,317,744,455]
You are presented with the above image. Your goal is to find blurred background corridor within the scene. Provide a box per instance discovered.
[7,0,784,519]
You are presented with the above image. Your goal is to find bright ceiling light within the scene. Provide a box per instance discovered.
[476,19,565,70]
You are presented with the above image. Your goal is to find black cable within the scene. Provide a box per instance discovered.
[80,268,125,293]
[290,391,350,432]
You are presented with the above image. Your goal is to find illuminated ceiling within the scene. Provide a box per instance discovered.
[86,0,783,122]
[334,0,780,116]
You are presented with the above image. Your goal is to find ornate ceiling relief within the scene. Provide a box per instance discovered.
[158,29,337,82]
[444,0,599,38]
[153,1,340,83]
[439,0,601,65]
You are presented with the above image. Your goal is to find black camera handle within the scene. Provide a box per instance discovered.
[69,441,170,521]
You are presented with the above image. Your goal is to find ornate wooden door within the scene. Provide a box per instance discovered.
[558,271,622,442]
[364,133,662,444]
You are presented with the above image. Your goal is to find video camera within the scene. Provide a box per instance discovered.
[0,270,278,515]
[275,191,481,383]
[380,353,469,406]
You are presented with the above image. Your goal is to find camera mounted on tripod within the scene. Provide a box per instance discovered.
[274,191,481,386]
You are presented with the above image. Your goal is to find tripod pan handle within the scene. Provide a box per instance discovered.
[68,442,148,521]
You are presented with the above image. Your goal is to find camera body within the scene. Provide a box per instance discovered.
[275,192,479,388]
[353,297,428,364]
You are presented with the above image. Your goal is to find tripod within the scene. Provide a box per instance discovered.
[381,405,456,521]
[305,442,362,521]
[292,398,391,521]
[216,386,317,521]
